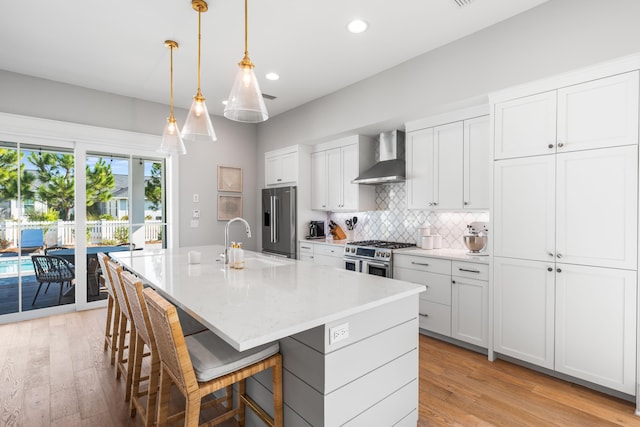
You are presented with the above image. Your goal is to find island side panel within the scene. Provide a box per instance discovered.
[244,295,420,426]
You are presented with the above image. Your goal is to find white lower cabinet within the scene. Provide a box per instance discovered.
[451,262,488,348]
[394,255,488,349]
[298,242,344,268]
[493,257,555,369]
[299,242,314,263]
[494,257,637,394]
[555,264,637,394]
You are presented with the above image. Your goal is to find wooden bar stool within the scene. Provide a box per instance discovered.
[120,271,159,427]
[107,258,137,402]
[142,288,284,427]
[97,252,120,366]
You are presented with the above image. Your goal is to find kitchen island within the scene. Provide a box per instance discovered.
[112,245,424,426]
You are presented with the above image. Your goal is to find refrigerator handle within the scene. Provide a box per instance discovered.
[273,196,278,242]
[270,196,275,242]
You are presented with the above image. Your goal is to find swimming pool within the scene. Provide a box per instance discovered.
[0,257,36,277]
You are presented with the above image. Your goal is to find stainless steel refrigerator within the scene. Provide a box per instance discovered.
[262,186,297,258]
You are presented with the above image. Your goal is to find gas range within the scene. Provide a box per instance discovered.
[344,240,416,262]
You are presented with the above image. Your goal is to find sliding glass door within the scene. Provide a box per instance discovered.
[0,143,166,319]
[0,142,77,315]
[83,153,166,304]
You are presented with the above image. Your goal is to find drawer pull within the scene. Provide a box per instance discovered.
[419,313,429,318]
[411,262,430,266]
[458,268,481,274]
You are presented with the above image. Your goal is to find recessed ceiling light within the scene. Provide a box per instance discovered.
[265,72,280,81]
[347,19,368,34]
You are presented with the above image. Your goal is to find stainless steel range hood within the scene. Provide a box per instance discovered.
[352,130,405,185]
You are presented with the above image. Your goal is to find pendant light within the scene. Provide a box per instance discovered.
[158,40,187,155]
[182,0,217,142]
[224,0,269,123]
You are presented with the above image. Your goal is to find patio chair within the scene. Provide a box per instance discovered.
[21,229,44,253]
[44,245,66,255]
[31,255,75,306]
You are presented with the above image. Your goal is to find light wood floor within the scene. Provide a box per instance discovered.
[1,308,639,426]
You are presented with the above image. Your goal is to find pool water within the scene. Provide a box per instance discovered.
[0,257,36,276]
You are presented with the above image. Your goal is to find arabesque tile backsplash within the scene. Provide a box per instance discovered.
[328,182,489,249]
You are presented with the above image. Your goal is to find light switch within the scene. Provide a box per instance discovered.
[192,209,200,219]
[193,193,199,203]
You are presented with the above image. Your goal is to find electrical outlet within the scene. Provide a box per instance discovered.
[193,193,199,203]
[192,209,200,218]
[329,323,349,345]
[190,220,199,228]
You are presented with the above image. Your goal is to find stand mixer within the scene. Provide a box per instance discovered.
[463,221,489,256]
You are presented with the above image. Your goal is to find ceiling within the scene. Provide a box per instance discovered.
[0,0,549,119]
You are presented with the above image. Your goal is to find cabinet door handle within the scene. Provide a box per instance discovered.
[464,201,469,206]
[558,142,565,148]
[419,313,429,318]
[452,280,456,284]
[277,178,282,182]
[458,268,481,274]
[548,144,554,149]
[556,253,563,259]
[548,252,554,257]
[557,268,562,273]
[547,267,553,272]
[411,262,430,266]
[433,202,438,206]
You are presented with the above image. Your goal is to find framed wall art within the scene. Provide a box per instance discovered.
[217,195,243,221]
[217,165,242,193]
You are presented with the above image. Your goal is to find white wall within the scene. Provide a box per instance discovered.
[0,70,260,250]
[178,119,258,249]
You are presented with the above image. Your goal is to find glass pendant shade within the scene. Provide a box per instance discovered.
[224,61,269,123]
[158,39,186,155]
[182,95,217,142]
[159,116,186,155]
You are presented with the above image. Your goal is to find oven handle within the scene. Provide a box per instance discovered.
[366,261,389,268]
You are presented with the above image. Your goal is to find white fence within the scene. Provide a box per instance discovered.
[0,220,163,248]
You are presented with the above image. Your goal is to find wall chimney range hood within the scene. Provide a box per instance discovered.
[352,130,406,185]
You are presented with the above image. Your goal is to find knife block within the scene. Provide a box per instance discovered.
[331,224,347,240]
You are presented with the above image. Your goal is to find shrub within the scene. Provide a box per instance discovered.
[114,226,129,245]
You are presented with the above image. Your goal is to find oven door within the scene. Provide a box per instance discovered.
[344,257,361,273]
[363,260,391,278]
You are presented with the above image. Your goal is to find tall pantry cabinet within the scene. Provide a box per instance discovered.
[491,63,639,395]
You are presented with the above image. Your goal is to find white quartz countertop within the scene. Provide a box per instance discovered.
[393,247,491,264]
[111,245,424,351]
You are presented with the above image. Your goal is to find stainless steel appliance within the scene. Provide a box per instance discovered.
[344,240,416,278]
[352,130,406,184]
[307,220,325,239]
[262,186,297,258]
[462,221,489,256]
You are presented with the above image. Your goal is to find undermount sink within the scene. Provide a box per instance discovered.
[237,256,289,269]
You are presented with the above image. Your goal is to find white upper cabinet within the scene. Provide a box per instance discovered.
[406,128,435,210]
[463,116,491,209]
[493,155,556,262]
[557,71,639,152]
[406,111,488,211]
[265,147,299,186]
[433,122,464,210]
[555,146,638,269]
[494,91,557,160]
[494,71,639,159]
[310,135,375,212]
[311,151,328,210]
